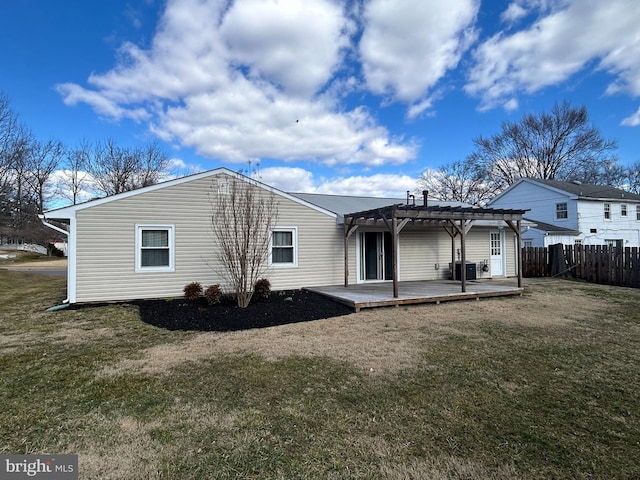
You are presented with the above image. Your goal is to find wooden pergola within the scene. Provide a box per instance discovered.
[343,203,529,297]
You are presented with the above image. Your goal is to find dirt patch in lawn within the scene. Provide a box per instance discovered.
[103,279,611,377]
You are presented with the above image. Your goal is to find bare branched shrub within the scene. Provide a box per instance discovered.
[211,175,278,308]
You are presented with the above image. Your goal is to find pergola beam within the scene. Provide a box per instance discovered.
[342,203,528,295]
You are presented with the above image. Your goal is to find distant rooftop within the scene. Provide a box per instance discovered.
[289,192,468,222]
[529,179,640,201]
[524,218,580,235]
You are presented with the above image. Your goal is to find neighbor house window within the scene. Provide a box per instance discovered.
[604,203,611,220]
[135,225,175,273]
[605,239,622,250]
[556,202,568,219]
[270,227,297,268]
[637,205,640,221]
[621,204,628,217]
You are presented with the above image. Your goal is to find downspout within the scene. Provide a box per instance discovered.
[38,214,70,304]
[39,214,69,237]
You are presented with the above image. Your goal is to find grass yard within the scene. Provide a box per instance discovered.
[1,269,639,479]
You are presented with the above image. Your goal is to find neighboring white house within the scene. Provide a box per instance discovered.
[489,178,640,248]
[520,218,581,248]
[41,168,526,304]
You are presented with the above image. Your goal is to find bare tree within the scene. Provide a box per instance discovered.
[134,141,170,187]
[58,139,92,205]
[6,125,34,229]
[211,175,278,308]
[469,101,619,190]
[417,158,500,205]
[88,139,170,196]
[624,161,640,194]
[23,138,64,213]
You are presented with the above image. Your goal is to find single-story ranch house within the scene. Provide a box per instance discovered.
[40,168,527,304]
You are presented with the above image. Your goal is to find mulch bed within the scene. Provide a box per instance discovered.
[132,289,354,332]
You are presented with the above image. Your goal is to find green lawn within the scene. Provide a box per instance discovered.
[1,269,638,479]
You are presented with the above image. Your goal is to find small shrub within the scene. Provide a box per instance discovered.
[183,282,203,300]
[254,278,271,299]
[204,284,223,305]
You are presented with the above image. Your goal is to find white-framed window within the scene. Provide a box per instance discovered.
[637,205,640,221]
[604,202,611,220]
[605,239,622,250]
[621,204,628,217]
[270,227,297,268]
[135,224,175,273]
[556,202,568,219]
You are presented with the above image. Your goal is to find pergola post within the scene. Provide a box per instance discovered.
[344,221,358,287]
[344,226,349,287]
[392,217,399,298]
[460,219,467,293]
[517,219,523,288]
[505,219,524,288]
[443,225,457,280]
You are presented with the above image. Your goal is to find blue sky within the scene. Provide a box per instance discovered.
[1,0,639,198]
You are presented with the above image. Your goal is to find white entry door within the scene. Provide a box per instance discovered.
[490,231,504,276]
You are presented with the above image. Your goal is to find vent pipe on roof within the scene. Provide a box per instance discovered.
[406,190,415,206]
[423,190,428,207]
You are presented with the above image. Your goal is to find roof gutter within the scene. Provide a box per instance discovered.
[38,214,70,304]
[38,214,69,237]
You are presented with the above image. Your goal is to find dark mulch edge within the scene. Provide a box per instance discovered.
[64,290,354,332]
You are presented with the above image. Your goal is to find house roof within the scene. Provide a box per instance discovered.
[42,168,337,221]
[290,192,468,222]
[519,178,640,202]
[524,218,580,235]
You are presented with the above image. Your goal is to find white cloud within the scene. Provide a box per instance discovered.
[256,167,317,192]
[219,0,350,97]
[500,2,528,24]
[56,83,151,122]
[359,0,479,108]
[315,173,417,197]
[621,106,640,127]
[55,0,417,167]
[466,0,640,111]
[500,0,556,25]
[255,166,416,197]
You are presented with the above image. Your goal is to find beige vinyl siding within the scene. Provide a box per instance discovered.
[74,174,342,303]
[395,226,510,281]
[265,201,343,290]
[463,229,493,280]
[462,228,518,278]
[505,231,518,276]
[397,227,451,281]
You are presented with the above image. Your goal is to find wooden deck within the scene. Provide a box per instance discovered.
[305,279,524,312]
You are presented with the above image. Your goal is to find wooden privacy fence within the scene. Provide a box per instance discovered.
[522,245,640,288]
